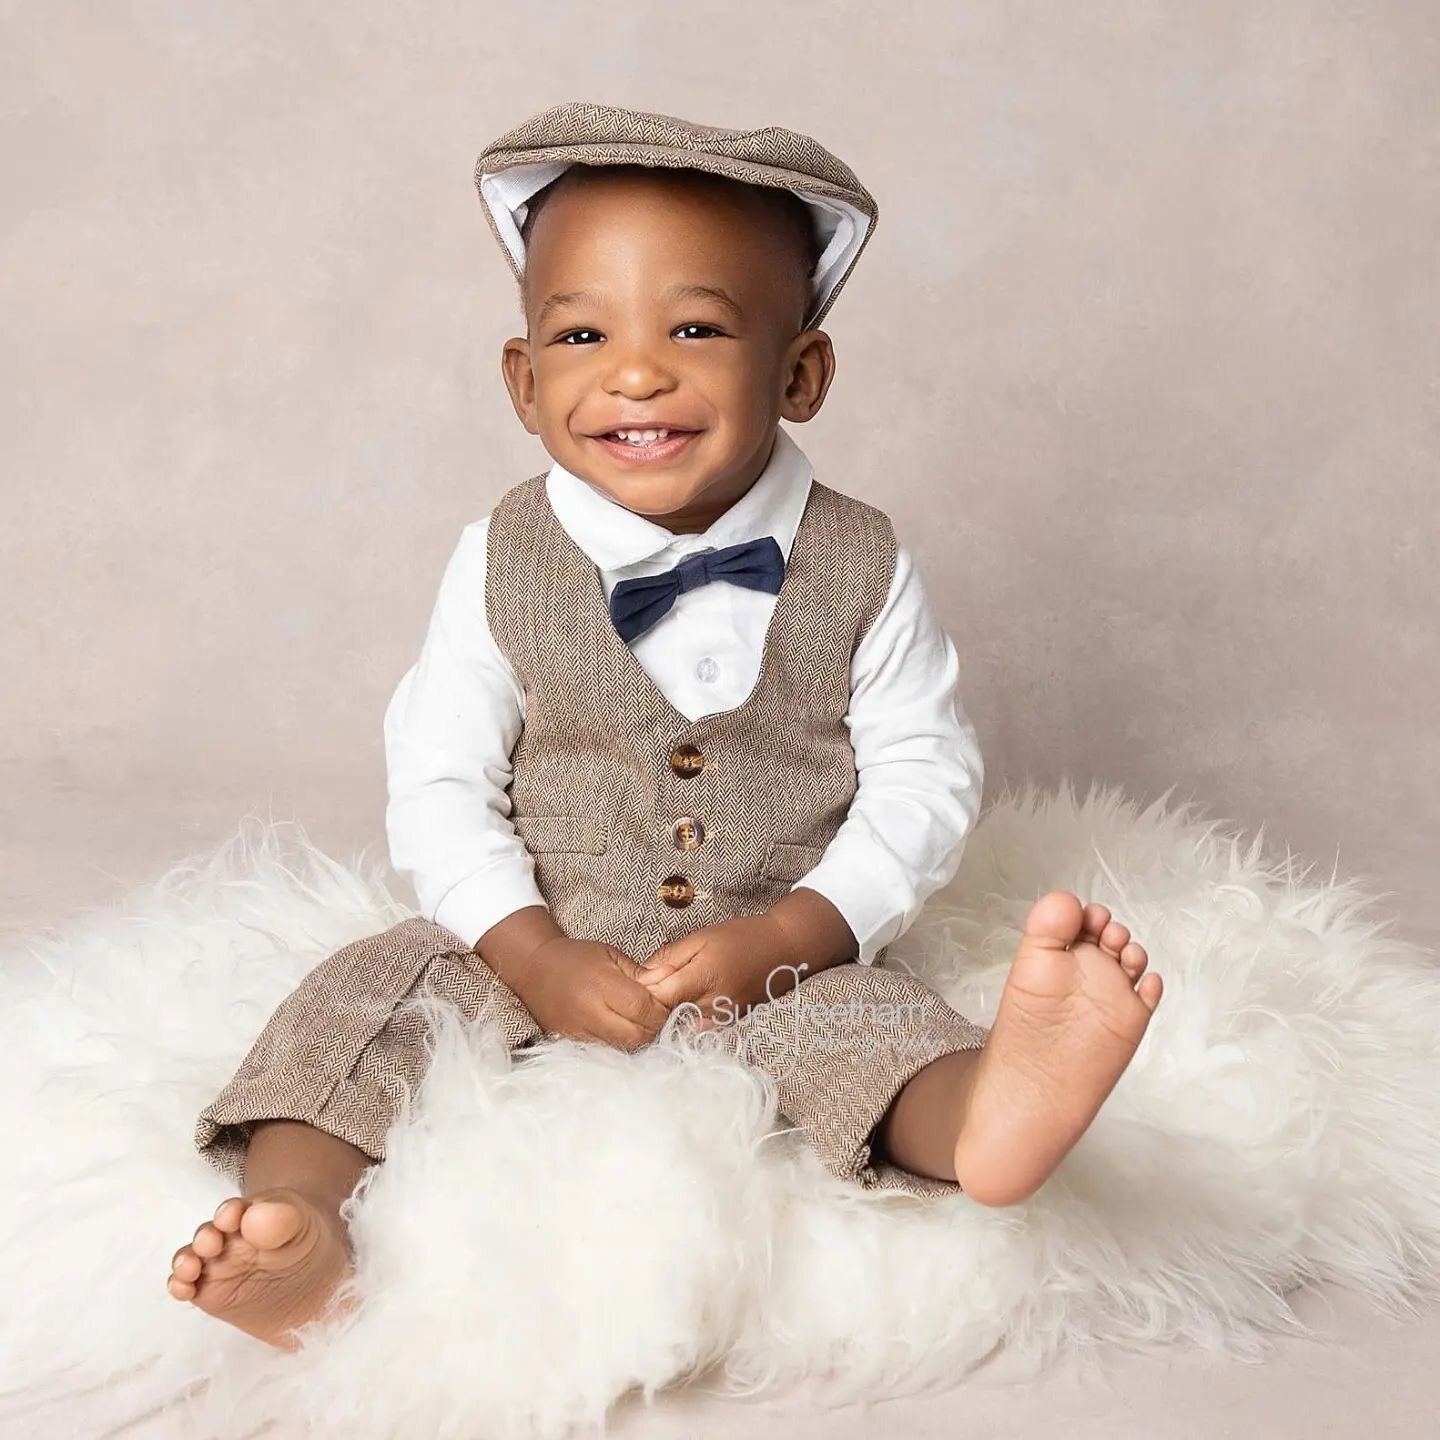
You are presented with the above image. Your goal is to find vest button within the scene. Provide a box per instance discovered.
[672,816,705,851]
[658,874,695,908]
[669,742,705,777]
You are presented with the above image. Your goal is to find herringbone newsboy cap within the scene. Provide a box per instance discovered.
[474,101,878,330]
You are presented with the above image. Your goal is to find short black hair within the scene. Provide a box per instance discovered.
[517,162,823,328]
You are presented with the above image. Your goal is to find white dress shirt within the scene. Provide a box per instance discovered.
[383,424,984,965]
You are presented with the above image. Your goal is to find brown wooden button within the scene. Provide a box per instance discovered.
[672,817,705,851]
[669,742,705,777]
[658,874,695,908]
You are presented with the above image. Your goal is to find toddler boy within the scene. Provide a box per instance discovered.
[167,103,1162,1352]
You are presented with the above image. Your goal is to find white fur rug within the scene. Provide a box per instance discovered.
[2,780,1438,1440]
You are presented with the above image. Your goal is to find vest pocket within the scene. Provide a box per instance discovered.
[511,814,610,855]
[760,840,825,883]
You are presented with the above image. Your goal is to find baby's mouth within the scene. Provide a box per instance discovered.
[590,429,702,464]
[595,427,696,448]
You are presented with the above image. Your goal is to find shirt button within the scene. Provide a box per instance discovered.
[672,817,705,851]
[669,742,705,777]
[658,874,696,908]
[695,656,719,684]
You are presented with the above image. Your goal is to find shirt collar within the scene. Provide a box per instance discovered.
[544,423,814,573]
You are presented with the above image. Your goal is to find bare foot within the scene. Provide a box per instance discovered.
[953,891,1163,1207]
[166,1188,357,1350]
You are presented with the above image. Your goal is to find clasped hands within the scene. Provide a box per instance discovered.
[509,913,811,1052]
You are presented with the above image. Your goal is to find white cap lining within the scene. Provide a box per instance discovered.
[478,163,870,329]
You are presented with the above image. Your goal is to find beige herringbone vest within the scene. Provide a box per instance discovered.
[484,469,897,965]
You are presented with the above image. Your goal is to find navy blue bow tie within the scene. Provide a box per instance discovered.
[608,536,786,644]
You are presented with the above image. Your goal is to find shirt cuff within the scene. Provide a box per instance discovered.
[432,863,548,953]
[788,863,902,967]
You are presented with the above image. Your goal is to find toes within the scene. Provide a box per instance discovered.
[169,1243,203,1299]
[1100,920,1131,955]
[1023,891,1086,949]
[1081,901,1112,941]
[191,1222,226,1259]
[1120,941,1148,979]
[239,1195,308,1251]
[1137,972,1164,1012]
[213,1197,248,1232]
[171,1247,203,1283]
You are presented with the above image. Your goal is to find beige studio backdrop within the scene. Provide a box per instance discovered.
[2,2,1435,956]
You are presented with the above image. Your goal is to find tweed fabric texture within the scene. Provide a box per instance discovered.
[473,101,879,329]
[193,463,994,1198]
[485,470,897,967]
[194,917,990,1197]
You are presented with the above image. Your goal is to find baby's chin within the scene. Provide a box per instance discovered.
[561,437,722,517]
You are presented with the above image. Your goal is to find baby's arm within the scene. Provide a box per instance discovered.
[783,542,985,964]
[383,523,668,1046]
[383,520,548,952]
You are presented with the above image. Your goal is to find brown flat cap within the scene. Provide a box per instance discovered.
[474,101,878,329]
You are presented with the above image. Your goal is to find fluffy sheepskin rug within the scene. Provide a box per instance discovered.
[2,779,1438,1440]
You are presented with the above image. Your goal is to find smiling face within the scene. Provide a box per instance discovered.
[500,166,838,534]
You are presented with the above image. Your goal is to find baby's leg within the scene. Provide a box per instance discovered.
[717,891,1160,1206]
[714,950,992,1199]
[166,1119,371,1350]
[170,917,543,1349]
[877,891,1162,1205]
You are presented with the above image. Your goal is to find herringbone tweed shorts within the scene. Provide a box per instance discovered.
[194,917,989,1198]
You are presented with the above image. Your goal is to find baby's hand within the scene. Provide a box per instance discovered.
[636,915,805,1025]
[509,936,673,1051]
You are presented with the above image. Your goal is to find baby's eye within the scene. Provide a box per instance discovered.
[555,323,724,345]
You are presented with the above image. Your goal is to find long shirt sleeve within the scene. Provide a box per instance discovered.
[787,545,985,964]
[383,520,545,950]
